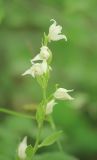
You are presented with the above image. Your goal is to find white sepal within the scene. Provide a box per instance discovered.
[22,61,48,78]
[54,88,74,100]
[31,46,50,63]
[48,19,67,42]
[18,136,27,160]
[46,99,57,115]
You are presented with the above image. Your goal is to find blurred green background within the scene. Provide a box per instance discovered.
[0,0,97,160]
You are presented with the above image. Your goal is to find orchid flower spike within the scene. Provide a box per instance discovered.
[22,60,48,78]
[54,88,74,100]
[46,99,57,115]
[18,136,27,160]
[48,19,67,42]
[31,46,51,63]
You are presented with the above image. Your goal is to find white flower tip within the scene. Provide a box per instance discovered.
[22,72,27,76]
[63,35,67,41]
[50,19,56,23]
[46,99,57,115]
[54,87,74,101]
[22,136,27,143]
[18,136,27,160]
[67,89,74,92]
[22,70,30,76]
[31,54,41,63]
[69,97,74,100]
[30,59,34,64]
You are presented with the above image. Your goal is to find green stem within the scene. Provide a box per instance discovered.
[33,85,47,159]
[43,87,46,103]
[0,108,35,120]
[43,33,49,46]
[33,123,42,157]
[49,116,64,153]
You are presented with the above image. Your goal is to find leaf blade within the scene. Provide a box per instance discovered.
[38,130,63,148]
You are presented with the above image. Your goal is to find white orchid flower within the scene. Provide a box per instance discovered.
[48,19,67,42]
[22,60,47,78]
[46,99,57,115]
[54,88,74,100]
[31,46,50,63]
[18,136,27,160]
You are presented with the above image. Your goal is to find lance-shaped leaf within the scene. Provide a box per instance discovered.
[38,130,63,148]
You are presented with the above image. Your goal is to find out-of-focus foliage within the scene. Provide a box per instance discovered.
[0,0,97,160]
[34,152,77,160]
[0,116,77,160]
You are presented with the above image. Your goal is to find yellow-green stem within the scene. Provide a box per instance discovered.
[33,85,47,159]
[49,116,64,153]
[33,123,42,156]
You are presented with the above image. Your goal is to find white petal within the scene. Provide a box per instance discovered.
[54,88,74,101]
[18,136,27,160]
[61,92,74,100]
[56,88,73,93]
[46,99,57,115]
[50,19,56,23]
[49,19,57,32]
[22,69,31,76]
[31,71,35,78]
[41,60,47,73]
[22,67,35,78]
[54,25,62,34]
[40,46,50,60]
[48,19,67,42]
[31,54,41,63]
[57,34,67,41]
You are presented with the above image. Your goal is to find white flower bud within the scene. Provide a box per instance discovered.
[54,88,74,100]
[18,136,27,160]
[48,19,67,42]
[40,46,50,60]
[22,61,47,78]
[46,99,57,115]
[31,46,50,63]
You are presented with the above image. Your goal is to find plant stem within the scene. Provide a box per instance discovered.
[33,123,42,157]
[49,116,64,153]
[0,108,35,120]
[43,87,46,103]
[33,85,47,159]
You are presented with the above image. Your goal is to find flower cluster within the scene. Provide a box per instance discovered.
[22,19,67,78]
[22,46,49,78]
[22,19,73,116]
[20,19,73,160]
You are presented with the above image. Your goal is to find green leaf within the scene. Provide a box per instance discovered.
[38,130,63,148]
[26,145,33,160]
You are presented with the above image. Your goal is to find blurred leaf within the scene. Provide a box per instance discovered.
[39,131,63,148]
[34,152,78,160]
